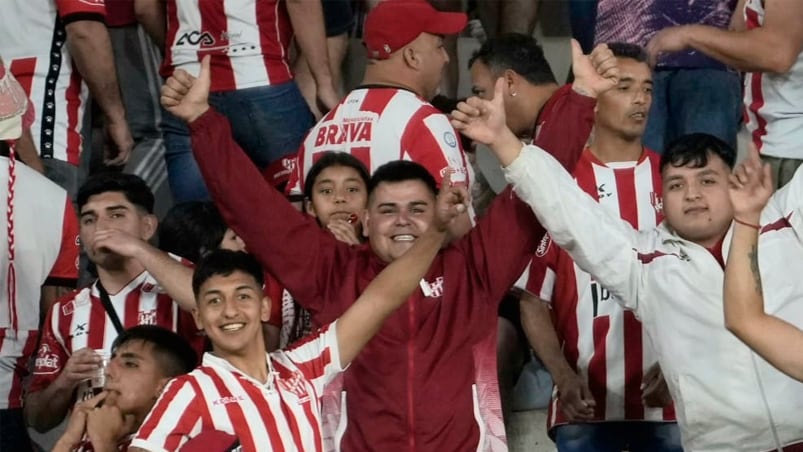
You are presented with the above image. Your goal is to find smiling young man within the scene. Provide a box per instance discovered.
[52,325,197,452]
[24,173,203,433]
[129,198,457,451]
[452,79,803,451]
[160,53,550,450]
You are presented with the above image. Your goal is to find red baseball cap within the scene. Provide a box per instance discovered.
[363,0,467,60]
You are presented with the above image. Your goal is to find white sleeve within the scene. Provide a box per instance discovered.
[503,145,644,312]
[765,163,803,230]
[283,321,346,395]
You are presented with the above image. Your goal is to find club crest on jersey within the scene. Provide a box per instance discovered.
[536,234,552,258]
[443,132,457,148]
[35,344,60,374]
[138,310,157,325]
[650,192,663,214]
[419,276,444,298]
[141,282,156,293]
[278,372,311,403]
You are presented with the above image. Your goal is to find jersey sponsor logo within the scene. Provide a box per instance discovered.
[138,310,157,325]
[636,249,690,264]
[535,234,551,258]
[71,322,88,338]
[314,120,373,147]
[176,31,216,46]
[443,132,457,148]
[278,371,311,403]
[590,281,611,317]
[212,394,246,406]
[34,344,60,374]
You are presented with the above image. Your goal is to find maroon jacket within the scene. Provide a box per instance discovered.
[188,86,594,451]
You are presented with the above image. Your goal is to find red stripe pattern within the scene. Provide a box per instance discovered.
[287,87,471,196]
[526,148,674,427]
[132,322,343,451]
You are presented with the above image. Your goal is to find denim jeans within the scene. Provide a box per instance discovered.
[163,81,314,202]
[643,68,742,154]
[554,421,682,452]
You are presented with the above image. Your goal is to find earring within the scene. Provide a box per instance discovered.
[511,92,518,97]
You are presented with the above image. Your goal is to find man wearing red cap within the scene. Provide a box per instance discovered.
[286,0,474,237]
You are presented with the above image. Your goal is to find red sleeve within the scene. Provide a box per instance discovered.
[46,196,79,286]
[533,84,596,174]
[263,272,284,327]
[401,109,470,186]
[28,301,70,393]
[189,109,351,318]
[457,186,545,306]
[56,0,107,21]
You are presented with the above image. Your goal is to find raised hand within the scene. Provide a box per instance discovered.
[571,39,619,98]
[86,400,138,448]
[161,55,212,123]
[729,144,773,223]
[450,78,509,147]
[434,171,469,233]
[91,228,146,259]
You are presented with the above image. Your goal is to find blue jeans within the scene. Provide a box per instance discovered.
[554,422,682,452]
[643,68,742,154]
[163,81,314,202]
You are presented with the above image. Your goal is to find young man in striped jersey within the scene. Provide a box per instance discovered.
[521,43,681,451]
[24,173,203,433]
[53,325,198,452]
[129,181,463,451]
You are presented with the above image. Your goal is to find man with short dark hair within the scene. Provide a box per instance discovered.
[24,172,202,433]
[521,43,681,451]
[452,80,803,450]
[161,56,556,449]
[130,205,453,450]
[53,325,198,452]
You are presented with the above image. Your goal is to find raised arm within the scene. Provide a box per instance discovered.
[134,0,166,49]
[335,177,466,366]
[160,56,340,314]
[285,0,338,111]
[724,148,803,381]
[451,81,643,310]
[646,0,803,73]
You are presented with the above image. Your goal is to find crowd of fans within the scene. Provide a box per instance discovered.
[0,0,802,451]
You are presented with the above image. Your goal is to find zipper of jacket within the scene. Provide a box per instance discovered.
[407,296,416,451]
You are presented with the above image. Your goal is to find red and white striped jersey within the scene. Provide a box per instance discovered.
[29,271,203,402]
[0,0,106,165]
[286,87,472,197]
[525,148,674,428]
[162,0,294,92]
[0,160,78,409]
[743,0,803,159]
[132,322,344,452]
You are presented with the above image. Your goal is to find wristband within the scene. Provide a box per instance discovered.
[733,217,760,230]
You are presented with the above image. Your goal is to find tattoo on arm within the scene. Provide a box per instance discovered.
[748,244,762,294]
